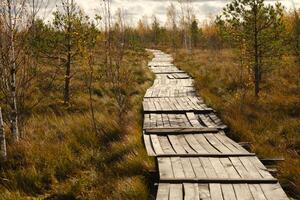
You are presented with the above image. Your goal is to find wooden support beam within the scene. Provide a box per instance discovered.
[143,109,214,114]
[144,127,219,134]
[155,153,256,157]
[159,178,278,184]
[153,71,186,74]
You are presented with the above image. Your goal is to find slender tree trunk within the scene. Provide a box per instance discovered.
[88,56,97,134]
[64,0,72,105]
[64,49,71,104]
[253,3,260,98]
[8,0,19,141]
[0,108,7,160]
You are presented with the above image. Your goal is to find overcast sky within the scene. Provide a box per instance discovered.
[42,0,300,26]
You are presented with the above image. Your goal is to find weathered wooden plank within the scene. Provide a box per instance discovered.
[194,134,220,153]
[150,134,164,155]
[221,184,237,200]
[233,184,254,200]
[171,157,185,179]
[156,183,170,200]
[205,134,232,153]
[260,184,289,200]
[181,157,196,178]
[198,184,211,200]
[143,134,155,156]
[169,184,183,200]
[168,135,186,154]
[184,183,200,200]
[210,158,228,179]
[210,184,223,200]
[159,178,278,184]
[190,158,207,178]
[158,157,174,179]
[219,157,240,179]
[248,184,267,200]
[158,136,176,154]
[184,134,207,153]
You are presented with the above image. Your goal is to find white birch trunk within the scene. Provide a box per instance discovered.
[0,108,7,160]
[8,0,19,141]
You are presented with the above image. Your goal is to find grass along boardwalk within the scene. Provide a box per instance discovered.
[143,50,289,200]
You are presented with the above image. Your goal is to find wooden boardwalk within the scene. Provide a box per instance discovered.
[143,50,289,200]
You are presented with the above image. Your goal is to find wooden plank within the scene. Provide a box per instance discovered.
[210,184,223,200]
[249,157,274,179]
[178,135,196,154]
[198,184,211,200]
[181,157,196,178]
[205,134,232,153]
[214,134,243,153]
[233,184,254,200]
[229,157,251,179]
[184,134,207,153]
[239,157,263,179]
[158,157,174,179]
[150,134,164,155]
[200,157,218,178]
[143,134,155,156]
[221,184,237,200]
[210,158,228,179]
[184,183,199,200]
[156,184,170,200]
[194,134,220,153]
[186,112,202,127]
[219,158,240,179]
[248,184,267,200]
[168,135,186,154]
[260,184,289,200]
[171,157,185,179]
[158,136,176,154]
[190,158,207,178]
[169,184,183,200]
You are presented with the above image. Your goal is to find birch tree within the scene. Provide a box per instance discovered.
[178,0,193,51]
[0,0,29,141]
[166,3,178,50]
[0,108,7,160]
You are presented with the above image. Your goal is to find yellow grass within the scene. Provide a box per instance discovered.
[0,49,155,199]
[172,48,300,198]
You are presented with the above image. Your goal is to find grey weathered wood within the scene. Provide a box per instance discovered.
[159,178,278,184]
[145,127,219,134]
[221,184,237,200]
[209,184,224,200]
[156,183,170,200]
[155,153,256,157]
[144,50,288,200]
[169,184,183,200]
[260,183,289,200]
[143,134,155,156]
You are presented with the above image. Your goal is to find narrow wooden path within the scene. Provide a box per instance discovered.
[143,50,289,200]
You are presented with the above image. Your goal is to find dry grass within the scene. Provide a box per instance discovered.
[172,49,300,198]
[0,49,155,199]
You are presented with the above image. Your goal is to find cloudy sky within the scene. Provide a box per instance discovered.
[42,0,300,26]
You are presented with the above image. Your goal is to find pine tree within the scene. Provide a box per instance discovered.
[217,0,285,97]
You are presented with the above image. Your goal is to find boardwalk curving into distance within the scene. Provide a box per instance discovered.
[143,50,289,200]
